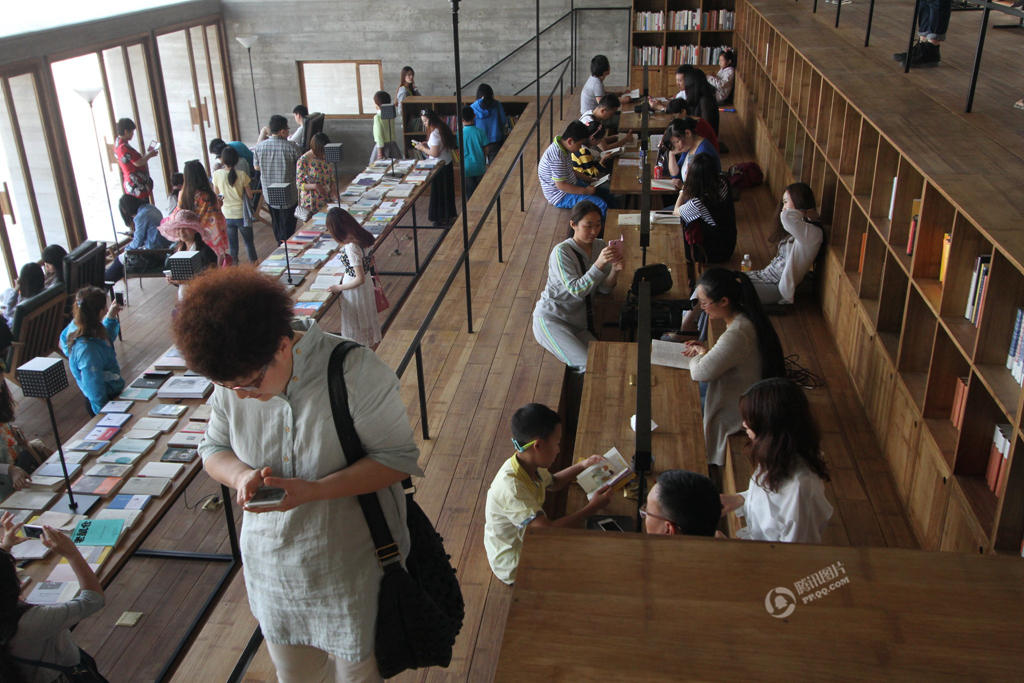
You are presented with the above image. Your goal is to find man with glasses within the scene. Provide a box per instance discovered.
[641,469,722,536]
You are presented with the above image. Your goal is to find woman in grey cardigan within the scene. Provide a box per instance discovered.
[682,269,786,468]
[533,201,623,372]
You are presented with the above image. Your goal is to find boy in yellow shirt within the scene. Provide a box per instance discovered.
[484,403,613,584]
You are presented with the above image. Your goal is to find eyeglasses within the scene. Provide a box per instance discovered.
[639,505,678,528]
[214,361,271,393]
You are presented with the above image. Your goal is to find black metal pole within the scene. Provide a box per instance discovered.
[220,484,241,560]
[46,397,77,510]
[905,0,922,73]
[571,0,576,91]
[415,345,430,439]
[634,280,653,532]
[865,0,877,45]
[247,47,260,134]
[536,0,541,165]
[965,5,991,112]
[813,0,819,13]
[519,156,525,211]
[835,0,843,27]
[452,0,473,334]
[497,195,504,262]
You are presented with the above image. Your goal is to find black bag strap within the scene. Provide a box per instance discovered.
[570,248,595,335]
[327,341,408,572]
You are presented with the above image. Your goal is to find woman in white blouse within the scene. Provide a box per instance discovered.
[682,268,786,470]
[721,377,833,543]
[747,182,824,305]
[412,108,458,227]
[177,267,422,682]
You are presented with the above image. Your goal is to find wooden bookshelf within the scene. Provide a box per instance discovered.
[629,0,736,97]
[735,0,1024,556]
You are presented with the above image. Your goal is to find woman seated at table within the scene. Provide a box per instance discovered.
[659,118,720,189]
[721,377,833,543]
[682,268,785,471]
[747,182,824,305]
[59,287,124,416]
[0,263,45,328]
[681,65,720,135]
[159,210,218,300]
[674,153,736,265]
[532,201,622,372]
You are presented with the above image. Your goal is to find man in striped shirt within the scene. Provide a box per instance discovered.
[537,121,610,213]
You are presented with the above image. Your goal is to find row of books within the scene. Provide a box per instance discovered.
[1006,308,1024,386]
[634,45,729,66]
[950,376,968,431]
[963,254,991,326]
[984,424,1012,496]
[635,9,735,31]
[635,10,666,31]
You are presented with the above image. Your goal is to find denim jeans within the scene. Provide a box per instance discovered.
[226,218,257,263]
[554,189,609,214]
[918,0,952,41]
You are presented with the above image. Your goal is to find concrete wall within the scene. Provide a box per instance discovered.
[221,0,630,171]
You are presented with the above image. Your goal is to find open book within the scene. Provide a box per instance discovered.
[576,446,636,501]
[591,175,610,188]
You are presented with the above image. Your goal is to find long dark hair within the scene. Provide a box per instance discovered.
[179,160,217,212]
[0,376,15,423]
[697,268,785,379]
[771,182,820,243]
[683,153,724,207]
[220,145,240,187]
[0,549,29,683]
[325,207,375,249]
[66,286,110,351]
[421,109,458,152]
[398,66,417,94]
[16,263,44,299]
[118,194,144,226]
[682,67,716,107]
[741,377,830,492]
[475,83,495,110]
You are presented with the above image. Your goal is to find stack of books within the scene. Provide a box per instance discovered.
[157,376,213,400]
[985,424,1013,496]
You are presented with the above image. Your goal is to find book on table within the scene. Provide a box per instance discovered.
[149,403,187,418]
[68,440,110,454]
[157,376,213,400]
[154,347,188,370]
[139,462,184,479]
[190,405,213,422]
[575,446,636,501]
[96,412,132,428]
[42,451,87,467]
[161,447,198,463]
[130,375,167,390]
[119,476,171,497]
[650,179,677,191]
[1,490,58,510]
[70,518,124,547]
[107,494,151,510]
[84,426,120,442]
[310,275,341,291]
[84,464,133,479]
[119,387,157,402]
[298,290,331,302]
[71,475,121,497]
[33,511,86,532]
[35,462,82,480]
[99,400,133,414]
[132,417,178,433]
[109,438,156,456]
[178,421,207,434]
[27,580,78,605]
[97,450,146,465]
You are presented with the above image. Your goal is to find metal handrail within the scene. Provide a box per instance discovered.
[515,56,572,96]
[460,11,572,92]
[394,58,573,441]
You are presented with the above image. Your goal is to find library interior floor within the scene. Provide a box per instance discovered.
[4,0,1024,679]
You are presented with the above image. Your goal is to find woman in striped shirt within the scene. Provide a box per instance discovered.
[674,152,736,265]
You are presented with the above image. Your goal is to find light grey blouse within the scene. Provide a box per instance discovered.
[10,589,105,683]
[198,320,423,662]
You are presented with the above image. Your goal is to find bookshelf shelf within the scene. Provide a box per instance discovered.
[735,1,1024,553]
[629,0,736,96]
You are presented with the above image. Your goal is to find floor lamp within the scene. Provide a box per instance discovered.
[16,357,100,515]
[74,87,121,252]
[235,36,260,133]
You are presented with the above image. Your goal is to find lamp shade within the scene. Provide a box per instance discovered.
[167,250,204,281]
[266,183,290,206]
[235,35,257,49]
[74,87,102,105]
[17,357,68,398]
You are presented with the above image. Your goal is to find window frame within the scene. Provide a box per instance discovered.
[297,59,383,119]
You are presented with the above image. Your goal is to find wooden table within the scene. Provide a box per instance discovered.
[609,154,678,199]
[618,111,675,133]
[566,341,705,520]
[497,527,1024,680]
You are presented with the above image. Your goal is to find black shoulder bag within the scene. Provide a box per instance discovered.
[327,342,464,679]
[10,648,108,682]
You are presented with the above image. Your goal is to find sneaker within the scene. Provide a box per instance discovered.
[896,41,940,67]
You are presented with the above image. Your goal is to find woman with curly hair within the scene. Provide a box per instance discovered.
[174,266,422,682]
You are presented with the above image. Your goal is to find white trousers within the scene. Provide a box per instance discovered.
[265,641,383,683]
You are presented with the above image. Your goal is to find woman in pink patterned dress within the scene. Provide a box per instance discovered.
[178,160,230,264]
[296,133,336,220]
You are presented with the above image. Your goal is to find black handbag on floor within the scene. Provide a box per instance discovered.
[11,648,108,682]
[327,341,464,679]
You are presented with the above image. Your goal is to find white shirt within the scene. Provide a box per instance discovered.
[736,464,833,543]
[427,128,452,164]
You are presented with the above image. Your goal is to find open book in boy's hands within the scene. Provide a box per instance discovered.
[576,446,636,501]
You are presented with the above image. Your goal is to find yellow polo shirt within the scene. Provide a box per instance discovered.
[483,455,554,585]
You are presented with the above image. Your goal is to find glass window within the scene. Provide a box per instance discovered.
[299,61,382,117]
[127,43,168,209]
[157,29,206,175]
[205,25,232,142]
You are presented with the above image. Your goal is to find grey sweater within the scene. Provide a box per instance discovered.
[533,238,612,331]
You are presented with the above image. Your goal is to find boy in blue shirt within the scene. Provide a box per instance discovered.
[460,106,488,199]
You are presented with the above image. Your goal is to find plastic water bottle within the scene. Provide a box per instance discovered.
[741,254,752,272]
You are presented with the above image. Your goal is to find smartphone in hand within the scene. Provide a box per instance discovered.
[246,486,286,509]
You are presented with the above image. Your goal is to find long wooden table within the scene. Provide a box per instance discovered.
[566,341,705,520]
[497,527,1024,680]
[618,111,675,133]
[609,154,677,199]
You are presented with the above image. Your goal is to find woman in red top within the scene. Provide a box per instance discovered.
[114,118,157,200]
[178,160,229,264]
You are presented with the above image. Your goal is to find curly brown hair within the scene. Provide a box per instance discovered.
[171,266,294,382]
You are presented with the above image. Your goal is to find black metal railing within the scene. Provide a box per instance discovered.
[394,56,573,439]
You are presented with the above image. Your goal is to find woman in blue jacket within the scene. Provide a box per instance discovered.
[59,287,124,415]
[470,83,508,162]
